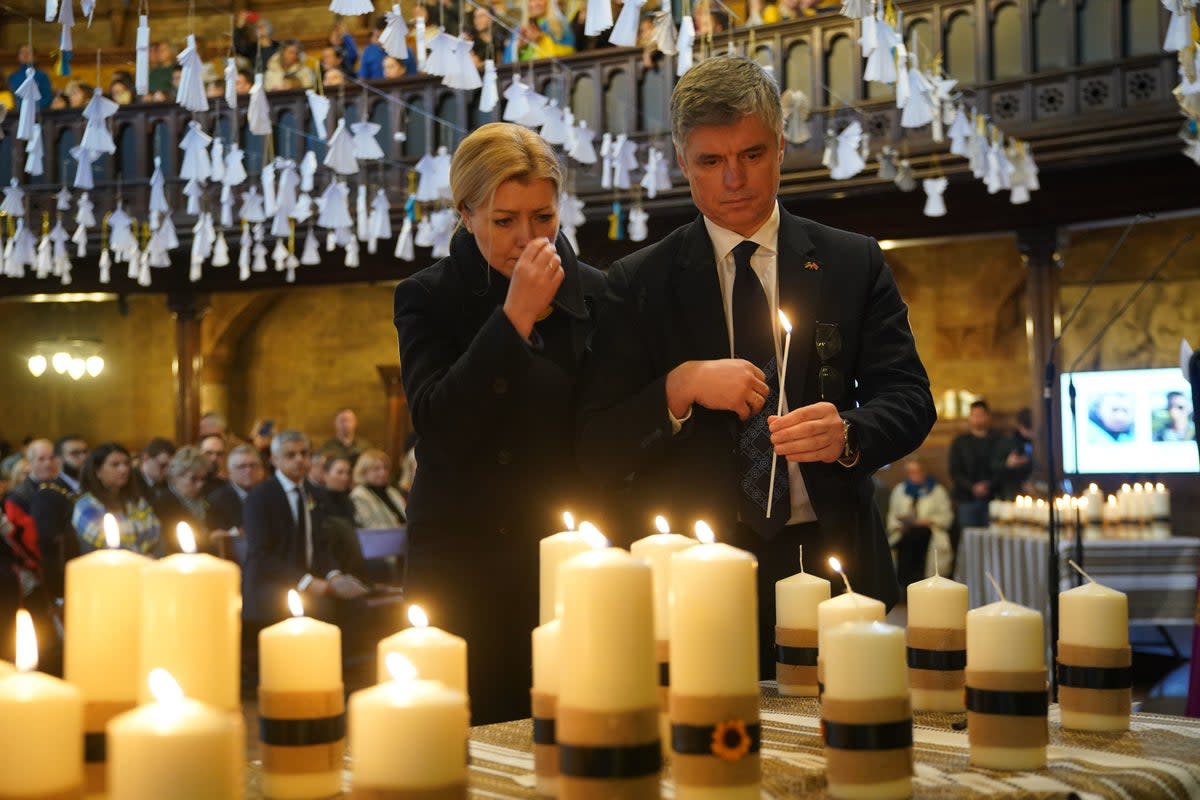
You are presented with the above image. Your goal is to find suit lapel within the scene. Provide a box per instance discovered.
[776,210,822,406]
[673,216,730,362]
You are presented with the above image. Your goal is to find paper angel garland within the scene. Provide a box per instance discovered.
[676,16,696,76]
[899,50,933,129]
[135,15,150,96]
[179,121,213,182]
[782,90,812,145]
[299,151,318,192]
[79,89,118,154]
[984,132,1014,194]
[330,0,373,16]
[210,137,226,184]
[947,105,971,156]
[568,121,598,164]
[480,60,499,113]
[148,157,169,218]
[25,124,44,177]
[829,121,865,180]
[224,144,248,187]
[922,177,947,217]
[863,5,898,85]
[301,226,322,265]
[307,91,332,140]
[539,101,569,145]
[609,0,646,46]
[356,184,370,242]
[503,76,532,122]
[272,159,299,237]
[325,120,360,175]
[628,204,648,242]
[69,145,98,189]
[352,120,386,161]
[841,0,871,18]
[212,230,230,267]
[380,5,410,58]
[248,75,272,136]
[241,186,267,223]
[14,70,40,141]
[443,37,482,91]
[425,31,457,77]
[176,35,209,112]
[224,58,238,109]
[585,0,613,37]
[1,180,25,217]
[317,181,353,229]
[367,188,391,254]
[54,187,72,212]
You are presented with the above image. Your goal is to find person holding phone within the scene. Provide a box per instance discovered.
[393,122,609,724]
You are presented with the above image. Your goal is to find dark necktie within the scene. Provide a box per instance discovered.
[731,240,789,539]
[294,486,312,569]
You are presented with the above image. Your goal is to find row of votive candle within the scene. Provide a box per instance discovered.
[990,483,1171,540]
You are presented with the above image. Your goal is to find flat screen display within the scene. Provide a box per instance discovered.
[1061,368,1198,474]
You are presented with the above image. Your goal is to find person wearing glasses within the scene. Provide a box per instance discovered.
[1155,391,1194,442]
[54,435,88,495]
[577,56,935,676]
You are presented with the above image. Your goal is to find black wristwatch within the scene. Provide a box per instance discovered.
[837,418,860,467]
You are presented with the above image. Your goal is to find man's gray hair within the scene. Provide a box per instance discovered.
[670,56,783,154]
[168,446,211,480]
[270,430,310,457]
[227,443,262,473]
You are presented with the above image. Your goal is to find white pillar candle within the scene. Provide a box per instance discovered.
[64,514,151,794]
[775,557,830,697]
[817,592,885,655]
[539,514,596,624]
[907,575,968,712]
[558,548,659,800]
[965,599,1047,770]
[822,621,912,800]
[1085,484,1103,522]
[531,619,561,797]
[670,526,759,800]
[0,611,84,798]
[1058,576,1130,732]
[140,524,241,711]
[349,656,469,796]
[258,591,345,799]
[377,605,468,692]
[109,670,244,800]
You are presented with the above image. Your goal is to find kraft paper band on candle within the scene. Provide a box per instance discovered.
[531,690,560,784]
[907,627,966,651]
[965,669,1048,747]
[1057,643,1132,717]
[908,625,967,693]
[909,669,965,690]
[0,787,84,800]
[821,697,912,786]
[259,688,346,774]
[669,694,760,787]
[349,782,468,800]
[775,627,819,666]
[824,749,913,785]
[557,706,660,787]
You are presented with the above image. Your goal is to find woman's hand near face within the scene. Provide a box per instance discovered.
[503,237,562,339]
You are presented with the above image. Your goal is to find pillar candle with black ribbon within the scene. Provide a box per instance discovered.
[531,618,561,797]
[816,590,884,698]
[63,523,150,795]
[906,575,968,712]
[259,591,345,798]
[669,536,760,800]
[821,620,913,800]
[775,567,830,696]
[965,600,1048,770]
[630,520,697,751]
[1057,579,1131,732]
[558,549,660,800]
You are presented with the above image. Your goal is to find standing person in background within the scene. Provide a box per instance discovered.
[995,407,1035,500]
[198,434,230,496]
[147,41,177,97]
[394,122,608,724]
[358,17,390,79]
[327,17,359,74]
[948,399,1004,528]
[321,408,373,465]
[7,45,52,109]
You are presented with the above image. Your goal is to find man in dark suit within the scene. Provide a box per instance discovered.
[136,437,177,512]
[241,431,367,628]
[577,56,936,676]
[207,444,265,533]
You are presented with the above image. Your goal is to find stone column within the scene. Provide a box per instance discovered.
[1017,226,1065,485]
[377,365,410,464]
[167,291,211,445]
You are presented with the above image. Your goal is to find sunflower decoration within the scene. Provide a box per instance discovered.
[710,719,752,761]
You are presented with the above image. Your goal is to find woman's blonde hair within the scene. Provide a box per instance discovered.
[352,448,391,485]
[451,122,563,214]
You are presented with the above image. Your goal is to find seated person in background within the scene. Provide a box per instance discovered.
[350,449,407,528]
[73,443,162,556]
[315,454,356,525]
[327,17,359,74]
[154,446,218,553]
[358,16,390,79]
[135,437,176,509]
[242,431,369,629]
[323,67,346,87]
[382,56,407,79]
[198,433,229,496]
[516,0,575,61]
[109,71,136,104]
[207,444,265,534]
[886,458,954,585]
[264,40,317,91]
[307,448,328,490]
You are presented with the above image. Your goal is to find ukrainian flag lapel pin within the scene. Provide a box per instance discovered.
[803,259,820,271]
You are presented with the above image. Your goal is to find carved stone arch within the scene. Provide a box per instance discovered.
[200,291,286,425]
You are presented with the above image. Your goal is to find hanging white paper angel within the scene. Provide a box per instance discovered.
[781,90,812,145]
[947,104,971,156]
[352,120,386,161]
[261,160,277,218]
[149,157,168,219]
[415,215,434,248]
[318,181,354,229]
[676,16,696,76]
[50,219,71,284]
[612,135,639,190]
[858,2,877,56]
[569,120,598,164]
[224,57,238,109]
[414,16,427,71]
[271,237,289,272]
[58,0,75,60]
[841,0,871,18]
[343,236,360,268]
[135,15,150,96]
[984,131,1014,194]
[368,189,391,254]
[395,214,415,261]
[307,90,331,141]
[210,137,225,184]
[301,226,322,265]
[829,121,865,180]
[252,240,268,272]
[445,37,482,91]
[1,180,25,217]
[430,208,456,258]
[248,75,272,136]
[224,144,248,187]
[503,75,532,122]
[893,158,916,191]
[108,204,135,256]
[967,119,987,179]
[585,0,614,37]
[24,124,44,177]
[539,100,569,145]
[241,185,267,223]
[652,9,676,55]
[922,177,947,217]
[609,0,646,46]
[640,147,662,198]
[79,88,119,153]
[559,191,585,253]
[272,159,299,237]
[234,222,249,279]
[325,119,360,175]
[425,31,458,77]
[54,187,72,212]
[628,204,648,242]
[876,146,897,179]
[299,151,318,193]
[430,146,452,199]
[176,35,209,112]
[1165,7,1193,52]
[600,133,615,188]
[356,184,370,242]
[899,50,933,129]
[863,5,898,85]
[179,120,213,182]
[480,60,500,113]
[35,229,52,279]
[212,230,230,267]
[329,0,373,18]
[14,69,40,141]
[380,5,409,58]
[45,0,57,23]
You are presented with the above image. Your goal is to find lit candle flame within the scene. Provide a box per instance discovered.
[1143,482,1153,492]
[148,668,184,703]
[15,609,37,672]
[385,653,419,683]
[1088,483,1099,492]
[176,522,197,554]
[828,556,854,595]
[694,521,715,545]
[562,511,575,531]
[288,589,305,618]
[654,515,670,534]
[1078,497,1089,509]
[407,604,429,628]
[578,521,608,549]
[1155,482,1165,492]
[103,513,121,550]
[1120,483,1131,493]
[777,309,792,334]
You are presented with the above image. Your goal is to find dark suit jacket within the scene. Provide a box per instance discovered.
[577,209,936,608]
[4,477,76,599]
[242,476,338,624]
[206,483,247,532]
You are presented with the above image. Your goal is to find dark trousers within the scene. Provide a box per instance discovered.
[894,524,932,589]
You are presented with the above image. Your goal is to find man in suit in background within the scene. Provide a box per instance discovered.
[137,437,177,511]
[242,431,367,630]
[207,444,266,533]
[577,56,936,676]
